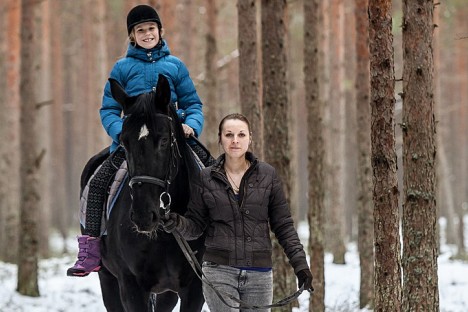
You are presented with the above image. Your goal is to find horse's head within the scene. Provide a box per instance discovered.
[109,74,181,235]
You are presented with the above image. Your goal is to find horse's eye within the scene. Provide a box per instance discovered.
[160,137,169,146]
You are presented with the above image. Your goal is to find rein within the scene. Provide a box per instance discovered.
[170,228,308,310]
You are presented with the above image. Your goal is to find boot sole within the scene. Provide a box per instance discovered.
[67,266,101,277]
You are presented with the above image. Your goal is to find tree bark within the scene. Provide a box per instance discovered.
[37,0,51,259]
[261,0,295,310]
[401,1,439,310]
[304,1,325,311]
[204,0,219,154]
[369,0,402,310]
[238,0,263,158]
[0,0,21,263]
[49,0,69,252]
[17,0,42,297]
[355,0,374,308]
[343,0,358,243]
[327,0,346,265]
[453,2,467,259]
[90,0,109,151]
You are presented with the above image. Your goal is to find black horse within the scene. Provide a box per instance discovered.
[80,75,205,311]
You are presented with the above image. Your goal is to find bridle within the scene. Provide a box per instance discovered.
[123,113,182,212]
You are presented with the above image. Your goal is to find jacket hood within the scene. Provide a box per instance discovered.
[126,39,170,62]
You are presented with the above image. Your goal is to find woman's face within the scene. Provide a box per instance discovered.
[133,22,160,49]
[220,119,250,159]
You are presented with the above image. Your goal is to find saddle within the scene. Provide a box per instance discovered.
[79,139,215,232]
[188,136,216,168]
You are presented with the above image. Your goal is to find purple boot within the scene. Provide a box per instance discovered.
[67,235,101,277]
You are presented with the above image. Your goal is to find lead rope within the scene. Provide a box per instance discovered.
[170,228,308,309]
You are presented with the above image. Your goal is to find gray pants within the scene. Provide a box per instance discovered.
[202,262,273,312]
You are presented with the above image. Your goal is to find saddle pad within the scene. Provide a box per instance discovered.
[80,161,128,234]
[80,144,202,233]
[191,146,206,170]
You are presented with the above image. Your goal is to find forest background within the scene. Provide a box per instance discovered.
[0,0,466,311]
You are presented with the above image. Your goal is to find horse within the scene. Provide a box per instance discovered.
[80,74,206,312]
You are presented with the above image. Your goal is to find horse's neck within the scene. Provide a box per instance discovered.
[169,164,190,213]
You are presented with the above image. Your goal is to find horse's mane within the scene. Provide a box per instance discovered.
[166,102,199,183]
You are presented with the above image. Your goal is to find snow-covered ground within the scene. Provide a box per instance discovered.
[1,220,467,312]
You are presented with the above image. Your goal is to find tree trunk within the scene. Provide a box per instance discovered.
[37,0,51,259]
[401,1,439,310]
[304,1,325,311]
[153,1,178,55]
[327,0,346,265]
[355,0,374,308]
[261,0,295,310]
[453,3,467,259]
[434,2,457,246]
[49,0,69,252]
[343,0,358,243]
[204,0,219,154]
[176,0,197,69]
[90,0,109,151]
[17,0,42,297]
[238,0,263,159]
[369,0,402,310]
[0,1,4,258]
[0,0,21,263]
[61,0,83,233]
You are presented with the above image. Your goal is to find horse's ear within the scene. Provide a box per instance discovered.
[155,74,171,108]
[109,78,136,113]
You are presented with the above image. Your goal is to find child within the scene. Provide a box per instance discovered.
[67,4,204,277]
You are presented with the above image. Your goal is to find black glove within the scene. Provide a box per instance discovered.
[161,212,180,233]
[296,269,314,292]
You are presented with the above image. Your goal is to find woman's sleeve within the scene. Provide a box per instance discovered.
[268,168,309,274]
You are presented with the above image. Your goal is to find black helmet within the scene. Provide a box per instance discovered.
[127,5,162,35]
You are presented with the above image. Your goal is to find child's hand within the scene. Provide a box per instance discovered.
[182,124,194,138]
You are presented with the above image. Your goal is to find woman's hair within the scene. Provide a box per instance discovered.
[218,113,252,140]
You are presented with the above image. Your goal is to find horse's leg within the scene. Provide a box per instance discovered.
[152,292,179,312]
[178,278,205,312]
[98,267,125,312]
[119,275,151,311]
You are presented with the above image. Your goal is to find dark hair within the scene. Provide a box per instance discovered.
[218,113,252,140]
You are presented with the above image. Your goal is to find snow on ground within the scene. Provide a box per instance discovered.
[1,219,467,311]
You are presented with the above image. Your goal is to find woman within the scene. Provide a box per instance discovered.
[163,113,313,311]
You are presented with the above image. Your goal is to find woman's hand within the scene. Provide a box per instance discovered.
[161,212,180,233]
[296,269,314,292]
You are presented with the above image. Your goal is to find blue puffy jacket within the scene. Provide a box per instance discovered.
[100,40,204,152]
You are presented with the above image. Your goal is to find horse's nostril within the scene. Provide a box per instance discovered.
[130,211,134,221]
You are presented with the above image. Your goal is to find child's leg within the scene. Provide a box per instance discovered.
[67,149,125,277]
